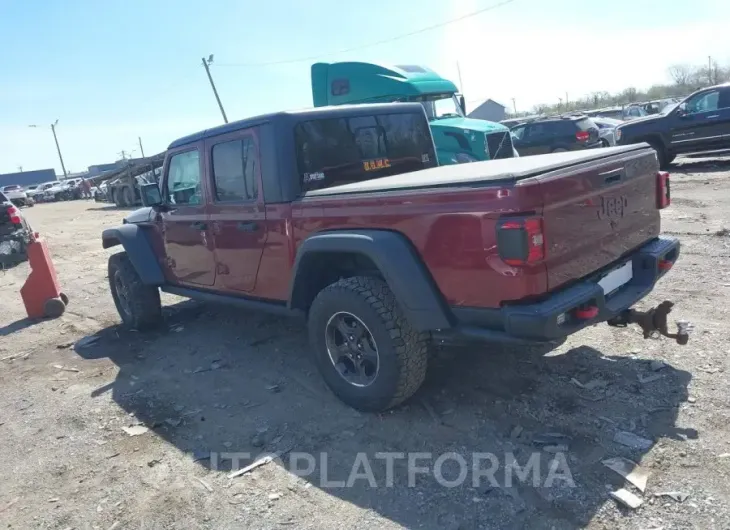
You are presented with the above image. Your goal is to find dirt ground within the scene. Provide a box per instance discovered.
[1,157,730,529]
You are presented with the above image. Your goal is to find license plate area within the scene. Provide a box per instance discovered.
[598,261,633,296]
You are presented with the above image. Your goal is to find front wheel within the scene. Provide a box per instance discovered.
[108,252,162,329]
[647,139,672,169]
[308,276,429,412]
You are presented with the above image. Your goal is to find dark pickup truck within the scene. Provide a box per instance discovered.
[102,102,685,411]
[617,82,730,168]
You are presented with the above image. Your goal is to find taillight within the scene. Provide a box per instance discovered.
[497,216,545,266]
[576,131,590,142]
[7,206,21,224]
[657,171,670,209]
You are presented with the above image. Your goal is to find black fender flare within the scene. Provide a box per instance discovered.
[288,229,453,332]
[101,224,165,286]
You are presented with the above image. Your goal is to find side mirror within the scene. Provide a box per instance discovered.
[459,95,466,115]
[676,104,688,117]
[140,182,163,207]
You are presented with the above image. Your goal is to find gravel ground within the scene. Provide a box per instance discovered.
[1,157,729,529]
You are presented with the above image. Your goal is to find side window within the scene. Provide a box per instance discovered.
[331,79,350,96]
[166,150,202,205]
[717,88,730,109]
[686,91,719,114]
[211,137,258,202]
[526,123,547,138]
[295,112,436,192]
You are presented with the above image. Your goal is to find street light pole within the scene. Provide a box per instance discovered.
[202,55,229,124]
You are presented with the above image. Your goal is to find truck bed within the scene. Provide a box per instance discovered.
[305,144,649,196]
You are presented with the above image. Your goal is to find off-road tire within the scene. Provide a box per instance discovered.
[308,276,429,412]
[108,252,162,330]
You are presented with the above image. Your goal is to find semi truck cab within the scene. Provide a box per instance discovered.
[311,62,516,165]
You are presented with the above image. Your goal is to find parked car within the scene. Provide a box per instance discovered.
[1,184,33,207]
[591,117,624,147]
[509,115,602,155]
[102,102,681,412]
[0,191,33,267]
[616,82,730,168]
[44,180,74,201]
[587,105,647,121]
[27,181,58,202]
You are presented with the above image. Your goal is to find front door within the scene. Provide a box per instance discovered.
[669,88,730,152]
[206,130,267,292]
[161,146,216,286]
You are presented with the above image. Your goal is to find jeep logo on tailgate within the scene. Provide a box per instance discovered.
[598,195,628,220]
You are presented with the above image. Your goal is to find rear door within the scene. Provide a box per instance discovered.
[207,129,267,293]
[537,148,660,290]
[160,146,216,286]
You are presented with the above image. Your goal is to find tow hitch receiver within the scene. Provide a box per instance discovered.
[607,301,691,345]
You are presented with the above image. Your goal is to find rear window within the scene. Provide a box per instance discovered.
[295,112,436,192]
[575,118,596,131]
[3,185,21,191]
[0,192,7,202]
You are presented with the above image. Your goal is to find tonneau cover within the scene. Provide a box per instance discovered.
[305,144,649,196]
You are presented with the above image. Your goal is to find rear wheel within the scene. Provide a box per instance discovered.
[108,252,162,329]
[308,276,429,412]
[122,186,135,207]
[601,139,610,148]
[551,147,568,153]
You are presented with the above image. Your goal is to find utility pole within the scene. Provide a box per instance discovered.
[565,92,569,110]
[558,97,563,110]
[17,166,23,172]
[511,98,517,114]
[50,120,68,179]
[202,55,228,123]
[28,121,68,179]
[709,55,713,84]
[138,136,146,158]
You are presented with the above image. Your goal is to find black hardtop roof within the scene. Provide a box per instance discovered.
[168,102,426,150]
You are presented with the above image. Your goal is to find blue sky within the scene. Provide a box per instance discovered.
[1,0,728,175]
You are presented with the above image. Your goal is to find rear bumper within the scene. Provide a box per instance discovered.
[446,236,680,343]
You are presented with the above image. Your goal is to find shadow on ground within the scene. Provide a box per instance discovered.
[85,204,137,212]
[75,301,694,529]
[674,156,730,174]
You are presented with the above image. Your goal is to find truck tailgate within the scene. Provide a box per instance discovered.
[536,147,660,291]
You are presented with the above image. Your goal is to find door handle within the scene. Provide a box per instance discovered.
[190,221,207,230]
[237,221,259,232]
[707,114,720,119]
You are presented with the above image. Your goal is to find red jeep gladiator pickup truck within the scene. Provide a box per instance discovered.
[102,102,684,411]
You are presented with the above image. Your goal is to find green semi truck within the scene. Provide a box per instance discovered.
[311,62,516,165]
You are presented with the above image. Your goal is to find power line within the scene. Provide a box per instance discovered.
[216,0,516,68]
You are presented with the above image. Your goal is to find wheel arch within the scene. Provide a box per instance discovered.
[288,229,453,332]
[102,224,165,286]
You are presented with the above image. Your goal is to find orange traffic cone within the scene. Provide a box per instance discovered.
[20,234,68,319]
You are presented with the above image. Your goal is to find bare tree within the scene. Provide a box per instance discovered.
[668,64,693,86]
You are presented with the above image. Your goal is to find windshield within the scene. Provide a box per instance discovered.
[411,94,464,120]
[661,102,680,115]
